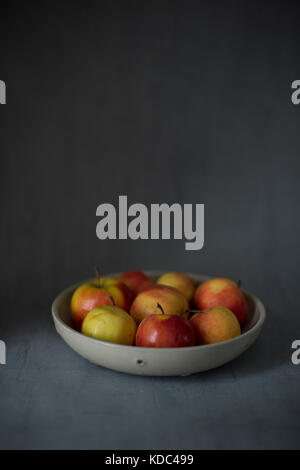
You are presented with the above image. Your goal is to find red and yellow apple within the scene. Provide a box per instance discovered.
[118,270,153,297]
[82,305,137,345]
[193,278,248,326]
[71,277,133,330]
[190,306,241,345]
[157,272,195,303]
[130,285,189,324]
[136,307,196,348]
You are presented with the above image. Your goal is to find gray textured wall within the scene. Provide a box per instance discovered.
[1,1,300,298]
[0,1,300,450]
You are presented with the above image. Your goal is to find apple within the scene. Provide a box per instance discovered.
[81,305,137,345]
[157,272,195,302]
[130,284,189,324]
[118,270,153,297]
[193,277,248,326]
[71,267,133,330]
[136,303,196,347]
[190,306,241,344]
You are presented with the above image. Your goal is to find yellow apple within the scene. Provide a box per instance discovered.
[157,272,195,302]
[190,306,241,344]
[130,285,189,324]
[81,305,137,346]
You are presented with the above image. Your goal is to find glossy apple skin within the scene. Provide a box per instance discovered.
[130,285,189,324]
[71,278,133,330]
[136,314,196,348]
[157,272,195,303]
[118,270,153,297]
[81,305,137,345]
[193,278,248,326]
[190,306,241,345]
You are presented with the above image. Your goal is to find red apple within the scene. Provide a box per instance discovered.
[71,267,133,330]
[193,278,248,326]
[118,270,153,297]
[136,303,196,348]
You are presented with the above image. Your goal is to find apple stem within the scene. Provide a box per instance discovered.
[95,265,101,288]
[110,295,116,306]
[185,309,207,315]
[157,303,165,315]
[237,279,242,289]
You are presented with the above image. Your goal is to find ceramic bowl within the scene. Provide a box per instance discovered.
[52,272,266,376]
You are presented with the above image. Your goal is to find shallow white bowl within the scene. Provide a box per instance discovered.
[52,272,266,376]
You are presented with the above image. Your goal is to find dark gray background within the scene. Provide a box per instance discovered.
[1,0,300,449]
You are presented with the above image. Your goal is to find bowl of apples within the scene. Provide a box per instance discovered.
[52,270,266,376]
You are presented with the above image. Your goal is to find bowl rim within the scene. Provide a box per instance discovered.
[52,271,266,352]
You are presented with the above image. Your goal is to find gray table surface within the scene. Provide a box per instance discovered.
[1,275,299,450]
